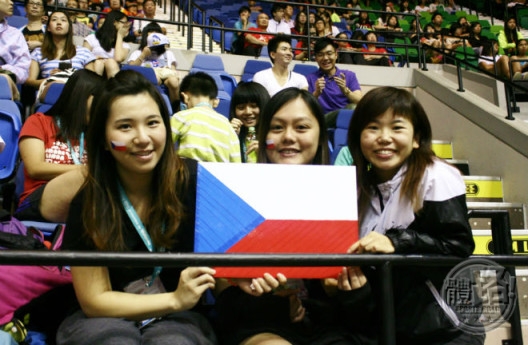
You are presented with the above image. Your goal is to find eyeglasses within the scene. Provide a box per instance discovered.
[315,50,335,59]
[117,19,129,24]
[28,2,43,7]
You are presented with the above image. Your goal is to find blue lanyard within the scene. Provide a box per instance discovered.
[117,182,163,287]
[67,133,84,165]
[56,119,84,165]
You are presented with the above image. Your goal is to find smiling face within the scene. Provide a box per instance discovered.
[106,92,166,180]
[266,97,320,165]
[235,102,259,128]
[315,43,337,75]
[271,41,293,66]
[47,12,70,36]
[360,109,419,183]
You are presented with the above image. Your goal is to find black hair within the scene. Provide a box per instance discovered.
[314,36,337,53]
[239,5,250,15]
[257,87,329,165]
[179,71,218,99]
[46,69,105,141]
[95,10,128,52]
[268,35,292,63]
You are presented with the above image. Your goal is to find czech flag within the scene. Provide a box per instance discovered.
[195,163,358,278]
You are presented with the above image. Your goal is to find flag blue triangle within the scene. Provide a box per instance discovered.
[195,164,265,252]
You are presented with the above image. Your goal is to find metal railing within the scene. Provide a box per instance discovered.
[1,210,526,345]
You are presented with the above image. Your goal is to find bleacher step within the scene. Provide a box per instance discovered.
[446,159,470,175]
[468,201,526,230]
[463,175,504,202]
[432,140,453,159]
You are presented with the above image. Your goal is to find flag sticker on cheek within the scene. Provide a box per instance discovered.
[111,141,127,151]
[266,139,275,149]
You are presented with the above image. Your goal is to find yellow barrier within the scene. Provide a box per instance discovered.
[473,230,528,255]
[432,141,453,159]
[464,177,503,201]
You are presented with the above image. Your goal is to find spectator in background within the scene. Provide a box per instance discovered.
[313,15,328,37]
[128,25,180,107]
[253,35,308,97]
[430,11,449,38]
[321,10,340,37]
[76,0,94,29]
[284,3,295,28]
[171,72,241,163]
[307,37,362,127]
[399,0,413,15]
[414,0,430,14]
[444,0,460,14]
[335,30,359,64]
[103,0,130,15]
[353,11,373,30]
[83,10,130,77]
[15,69,104,222]
[134,0,168,39]
[511,38,528,79]
[499,16,524,55]
[479,39,511,79]
[421,23,444,63]
[229,82,270,163]
[248,0,262,13]
[267,2,290,34]
[25,10,96,101]
[457,16,470,37]
[378,14,403,43]
[243,12,273,56]
[232,5,256,55]
[291,10,309,36]
[20,0,47,52]
[354,31,392,66]
[134,0,145,17]
[329,1,342,22]
[0,0,31,100]
[66,0,93,37]
[468,21,489,54]
[294,35,316,61]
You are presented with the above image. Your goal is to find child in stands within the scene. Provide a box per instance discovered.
[229,81,269,163]
[170,72,241,163]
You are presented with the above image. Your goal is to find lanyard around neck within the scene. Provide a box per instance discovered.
[56,119,84,165]
[117,181,163,286]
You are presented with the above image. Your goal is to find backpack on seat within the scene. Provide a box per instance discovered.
[0,209,72,342]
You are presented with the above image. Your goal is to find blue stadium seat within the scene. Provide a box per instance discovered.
[209,74,231,119]
[241,59,272,82]
[14,162,64,237]
[190,54,237,96]
[34,82,65,114]
[8,15,28,29]
[120,65,173,114]
[0,102,22,183]
[331,109,354,163]
[292,63,318,77]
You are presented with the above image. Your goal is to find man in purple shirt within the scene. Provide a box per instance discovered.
[306,37,362,127]
[0,0,31,100]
